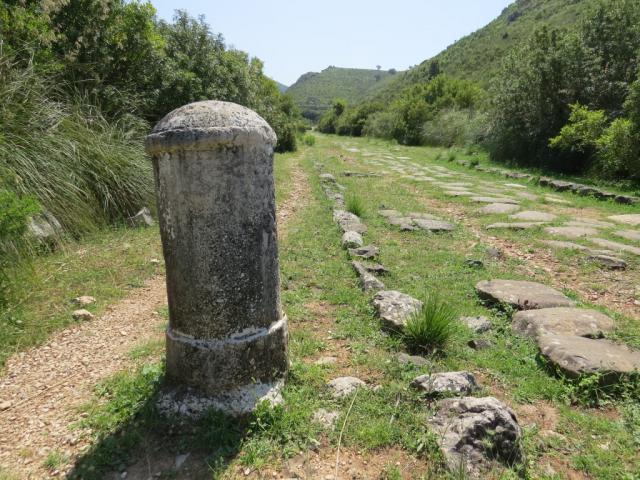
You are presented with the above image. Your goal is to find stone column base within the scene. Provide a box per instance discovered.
[160,316,288,416]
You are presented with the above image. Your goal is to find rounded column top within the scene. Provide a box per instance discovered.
[146,101,277,154]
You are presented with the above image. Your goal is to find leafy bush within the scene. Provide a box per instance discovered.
[596,119,640,179]
[345,193,365,218]
[403,294,456,354]
[549,104,608,154]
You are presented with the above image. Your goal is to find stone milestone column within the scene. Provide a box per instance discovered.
[146,101,288,416]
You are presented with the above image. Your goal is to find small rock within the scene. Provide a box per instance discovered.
[485,247,503,260]
[72,309,94,321]
[314,356,338,366]
[0,401,11,411]
[333,209,367,234]
[372,290,423,331]
[468,339,492,350]
[327,377,365,398]
[348,245,379,259]
[341,231,364,249]
[352,261,385,292]
[461,316,492,333]
[150,258,161,265]
[411,371,479,396]
[174,452,190,470]
[397,352,429,367]
[73,295,95,307]
[313,408,340,429]
[320,173,336,183]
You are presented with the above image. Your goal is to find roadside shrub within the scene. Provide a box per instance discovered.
[363,110,397,140]
[596,118,640,179]
[302,134,316,146]
[403,294,456,354]
[549,104,608,155]
[345,193,365,218]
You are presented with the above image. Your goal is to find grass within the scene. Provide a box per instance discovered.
[42,450,67,471]
[6,133,640,477]
[345,192,366,217]
[403,293,457,354]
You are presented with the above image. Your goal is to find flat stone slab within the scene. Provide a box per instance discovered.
[397,352,429,367]
[327,377,366,398]
[589,238,640,256]
[476,280,576,310]
[538,335,640,380]
[379,209,402,218]
[445,190,475,197]
[472,196,519,205]
[545,226,598,239]
[429,396,522,479]
[614,230,640,242]
[541,240,615,256]
[373,290,423,331]
[544,196,571,205]
[312,408,340,429]
[609,214,640,226]
[461,316,492,333]
[513,191,540,201]
[479,203,520,215]
[487,222,545,230]
[504,183,528,189]
[513,307,615,339]
[411,372,479,396]
[588,254,627,270]
[566,219,615,228]
[509,211,557,222]
[413,218,455,232]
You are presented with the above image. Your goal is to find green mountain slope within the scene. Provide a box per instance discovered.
[371,0,596,101]
[287,66,400,120]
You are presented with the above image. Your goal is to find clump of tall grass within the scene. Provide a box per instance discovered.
[345,193,365,218]
[0,57,154,240]
[403,293,456,354]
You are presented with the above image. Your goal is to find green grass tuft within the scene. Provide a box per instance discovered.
[403,293,456,354]
[345,193,366,218]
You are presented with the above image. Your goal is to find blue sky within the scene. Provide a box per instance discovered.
[150,0,512,86]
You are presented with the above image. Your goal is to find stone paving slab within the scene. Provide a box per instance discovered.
[609,214,640,226]
[614,230,640,242]
[544,226,598,239]
[373,290,423,331]
[538,334,640,380]
[589,238,640,256]
[472,196,519,205]
[509,211,557,222]
[512,307,615,339]
[486,222,545,230]
[476,280,576,309]
[479,203,520,214]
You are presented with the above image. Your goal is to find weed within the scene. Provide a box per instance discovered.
[403,293,456,354]
[42,450,66,471]
[345,193,366,217]
[303,134,316,146]
[447,150,457,162]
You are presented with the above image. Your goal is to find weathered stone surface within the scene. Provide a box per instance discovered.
[509,211,557,222]
[614,230,640,242]
[409,212,439,220]
[615,195,639,205]
[589,238,640,256]
[462,316,492,333]
[566,219,615,228]
[348,245,379,259]
[314,356,338,366]
[146,101,287,415]
[608,214,640,226]
[413,218,455,232]
[464,259,484,269]
[327,377,366,398]
[476,280,576,309]
[352,261,385,292]
[545,226,598,239]
[73,295,96,307]
[28,212,62,244]
[513,191,540,201]
[468,339,492,350]
[487,222,545,230]
[472,196,519,205]
[333,209,367,234]
[445,190,474,197]
[538,335,640,380]
[320,173,336,183]
[313,408,340,429]
[341,231,363,249]
[411,372,479,396]
[588,254,627,270]
[379,209,402,218]
[544,196,571,205]
[72,309,94,321]
[373,290,423,331]
[485,247,504,260]
[542,240,588,251]
[360,263,389,275]
[387,216,416,229]
[128,207,154,227]
[429,396,522,479]
[513,308,615,339]
[397,352,429,367]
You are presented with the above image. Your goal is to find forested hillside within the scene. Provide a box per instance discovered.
[320,0,640,187]
[286,66,399,121]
